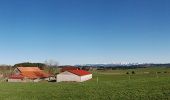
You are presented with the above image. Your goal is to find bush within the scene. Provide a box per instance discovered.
[132,71,135,74]
[164,71,167,73]
[157,72,161,74]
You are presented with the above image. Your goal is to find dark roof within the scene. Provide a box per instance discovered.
[61,66,79,72]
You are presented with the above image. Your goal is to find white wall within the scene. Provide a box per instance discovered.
[8,79,23,82]
[8,78,46,82]
[57,71,92,82]
[57,71,80,82]
[33,78,42,82]
[80,74,92,82]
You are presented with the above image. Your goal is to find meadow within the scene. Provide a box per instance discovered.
[0,67,170,100]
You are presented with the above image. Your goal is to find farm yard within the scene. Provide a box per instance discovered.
[0,67,170,100]
[0,0,169,99]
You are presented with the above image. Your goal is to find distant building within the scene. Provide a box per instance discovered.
[61,66,79,72]
[8,67,51,82]
[57,70,92,82]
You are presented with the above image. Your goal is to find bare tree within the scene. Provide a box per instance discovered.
[45,59,59,68]
[44,59,59,74]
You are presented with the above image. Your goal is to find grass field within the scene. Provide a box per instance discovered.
[1,67,170,100]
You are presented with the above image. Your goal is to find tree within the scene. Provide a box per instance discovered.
[13,62,46,69]
[44,59,58,67]
[44,59,59,74]
[126,72,129,74]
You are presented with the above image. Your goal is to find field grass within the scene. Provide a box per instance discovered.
[1,67,170,100]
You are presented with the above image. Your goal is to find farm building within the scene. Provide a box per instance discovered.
[57,70,92,82]
[60,66,79,72]
[8,67,51,82]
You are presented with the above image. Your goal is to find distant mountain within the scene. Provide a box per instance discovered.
[75,63,170,68]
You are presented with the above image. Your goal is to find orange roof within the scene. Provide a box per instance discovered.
[17,67,50,79]
[21,71,49,79]
[17,67,41,72]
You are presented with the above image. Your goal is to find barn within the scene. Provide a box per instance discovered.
[60,66,79,72]
[57,70,92,82]
[8,67,51,82]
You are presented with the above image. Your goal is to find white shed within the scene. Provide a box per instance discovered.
[57,70,92,82]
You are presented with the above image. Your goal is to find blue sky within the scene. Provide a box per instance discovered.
[0,0,170,65]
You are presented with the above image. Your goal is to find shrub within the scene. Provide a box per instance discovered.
[132,71,135,74]
[157,72,161,74]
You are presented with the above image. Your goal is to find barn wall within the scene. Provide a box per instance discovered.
[33,79,42,82]
[23,79,34,82]
[8,79,40,82]
[57,72,80,82]
[80,74,92,82]
[8,79,23,82]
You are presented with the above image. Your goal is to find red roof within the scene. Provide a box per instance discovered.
[68,70,91,76]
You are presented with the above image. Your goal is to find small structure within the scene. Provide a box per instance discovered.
[57,70,92,82]
[61,66,79,72]
[8,67,51,82]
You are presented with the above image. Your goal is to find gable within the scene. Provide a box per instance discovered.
[13,68,21,75]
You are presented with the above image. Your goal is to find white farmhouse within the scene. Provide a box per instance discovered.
[57,70,92,82]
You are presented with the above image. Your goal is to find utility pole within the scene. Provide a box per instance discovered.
[97,76,99,84]
[156,72,159,78]
[129,75,131,80]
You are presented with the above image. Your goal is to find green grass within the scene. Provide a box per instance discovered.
[1,67,170,100]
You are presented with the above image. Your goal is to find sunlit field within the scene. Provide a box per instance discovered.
[1,67,170,100]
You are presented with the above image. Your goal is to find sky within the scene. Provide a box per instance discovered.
[0,0,170,65]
